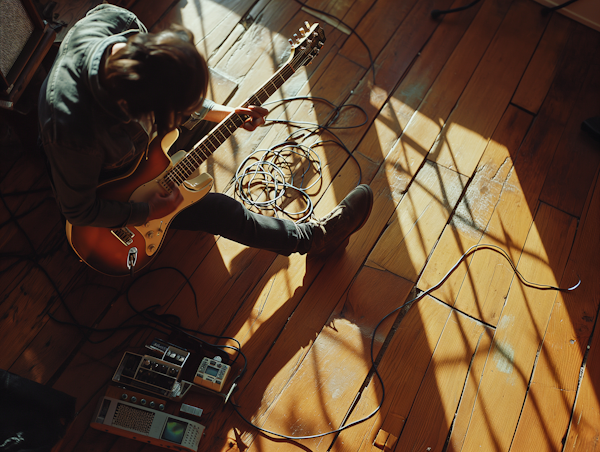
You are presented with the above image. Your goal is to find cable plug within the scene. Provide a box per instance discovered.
[224,382,237,405]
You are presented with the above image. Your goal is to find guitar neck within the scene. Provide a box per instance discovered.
[166,49,313,187]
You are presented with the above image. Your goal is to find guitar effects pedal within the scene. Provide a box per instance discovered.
[194,356,230,392]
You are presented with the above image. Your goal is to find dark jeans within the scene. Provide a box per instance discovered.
[169,192,314,256]
[167,121,314,255]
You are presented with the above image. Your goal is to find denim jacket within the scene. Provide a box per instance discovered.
[38,4,213,228]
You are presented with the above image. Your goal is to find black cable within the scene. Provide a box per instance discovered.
[263,96,368,130]
[431,0,483,19]
[544,0,580,12]
[0,226,243,357]
[291,0,377,82]
[121,267,247,365]
[174,325,249,378]
[0,158,249,370]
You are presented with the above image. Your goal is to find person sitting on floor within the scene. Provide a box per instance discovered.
[38,4,373,269]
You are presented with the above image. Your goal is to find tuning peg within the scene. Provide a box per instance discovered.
[299,27,306,36]
[288,38,294,45]
[304,21,311,29]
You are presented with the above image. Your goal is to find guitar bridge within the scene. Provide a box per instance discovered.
[111,227,135,246]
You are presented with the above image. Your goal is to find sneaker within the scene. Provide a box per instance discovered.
[308,184,374,258]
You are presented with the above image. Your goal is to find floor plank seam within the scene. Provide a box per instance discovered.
[447,328,495,451]
[560,300,600,451]
[537,199,583,224]
[509,100,538,117]
[442,330,486,452]
[427,291,496,330]
[341,288,423,450]
[508,303,556,451]
[388,305,455,446]
[412,166,480,294]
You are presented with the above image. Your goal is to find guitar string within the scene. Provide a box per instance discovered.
[166,45,316,187]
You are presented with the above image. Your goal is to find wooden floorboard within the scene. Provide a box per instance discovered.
[2,0,600,452]
[430,0,550,177]
[418,105,533,308]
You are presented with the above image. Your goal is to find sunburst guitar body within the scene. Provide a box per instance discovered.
[66,131,212,276]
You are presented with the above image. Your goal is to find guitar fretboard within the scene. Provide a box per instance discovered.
[165,42,317,187]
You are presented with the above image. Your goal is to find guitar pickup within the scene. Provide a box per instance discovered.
[111,227,135,246]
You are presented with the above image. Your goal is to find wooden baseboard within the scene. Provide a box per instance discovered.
[532,0,600,32]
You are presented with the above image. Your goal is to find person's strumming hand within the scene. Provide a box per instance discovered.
[147,187,184,221]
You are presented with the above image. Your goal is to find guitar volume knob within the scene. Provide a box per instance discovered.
[148,244,156,252]
[146,231,154,238]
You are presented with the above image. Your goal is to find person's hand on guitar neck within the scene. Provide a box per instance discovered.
[145,105,267,223]
[147,186,184,221]
[204,105,269,131]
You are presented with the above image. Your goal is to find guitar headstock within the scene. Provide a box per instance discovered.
[287,22,326,69]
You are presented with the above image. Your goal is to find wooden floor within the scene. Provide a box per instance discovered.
[2,0,600,451]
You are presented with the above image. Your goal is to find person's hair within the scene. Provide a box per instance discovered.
[103,25,209,135]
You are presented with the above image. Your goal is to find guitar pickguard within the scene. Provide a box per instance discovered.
[67,145,213,276]
[130,152,213,257]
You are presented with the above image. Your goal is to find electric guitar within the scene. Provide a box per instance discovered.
[66,22,325,276]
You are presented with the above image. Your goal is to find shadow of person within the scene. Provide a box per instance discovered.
[195,250,358,452]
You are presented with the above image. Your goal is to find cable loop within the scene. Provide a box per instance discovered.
[234,97,367,222]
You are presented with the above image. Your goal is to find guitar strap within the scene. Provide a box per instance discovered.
[181,110,205,131]
[170,120,215,156]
